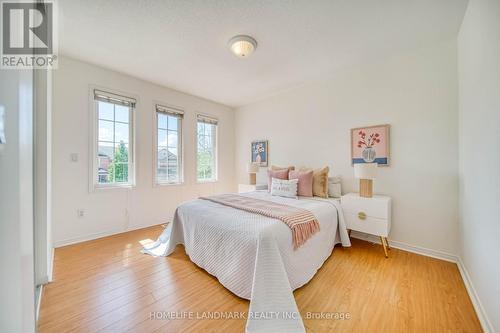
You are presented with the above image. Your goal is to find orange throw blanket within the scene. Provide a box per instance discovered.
[199,194,320,249]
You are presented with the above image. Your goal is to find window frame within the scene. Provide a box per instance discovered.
[196,114,218,183]
[153,102,184,186]
[89,86,137,191]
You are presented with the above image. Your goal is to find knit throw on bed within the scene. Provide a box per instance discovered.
[199,194,320,249]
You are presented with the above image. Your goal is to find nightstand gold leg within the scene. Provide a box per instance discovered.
[385,237,391,250]
[380,236,389,258]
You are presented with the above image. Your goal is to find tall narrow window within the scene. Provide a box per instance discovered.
[93,89,135,188]
[155,104,183,184]
[196,114,218,182]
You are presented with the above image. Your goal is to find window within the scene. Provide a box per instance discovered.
[92,89,135,188]
[196,114,218,182]
[155,104,183,184]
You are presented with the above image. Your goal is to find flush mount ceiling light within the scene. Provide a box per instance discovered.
[228,35,257,58]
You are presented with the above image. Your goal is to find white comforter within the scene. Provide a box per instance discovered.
[143,191,351,333]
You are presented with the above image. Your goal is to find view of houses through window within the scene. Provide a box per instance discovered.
[156,105,183,184]
[197,116,217,182]
[97,100,132,185]
[94,91,217,187]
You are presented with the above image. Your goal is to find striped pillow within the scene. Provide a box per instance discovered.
[270,178,298,199]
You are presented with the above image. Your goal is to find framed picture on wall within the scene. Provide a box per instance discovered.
[251,140,268,167]
[351,124,390,166]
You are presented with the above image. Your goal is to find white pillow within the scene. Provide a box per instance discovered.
[271,178,298,199]
[329,176,341,184]
[328,176,342,198]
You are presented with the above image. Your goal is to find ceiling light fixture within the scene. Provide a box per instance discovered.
[228,35,257,58]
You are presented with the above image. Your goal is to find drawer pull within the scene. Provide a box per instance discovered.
[358,212,367,220]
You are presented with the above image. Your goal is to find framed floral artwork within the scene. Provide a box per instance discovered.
[251,140,268,167]
[351,124,390,166]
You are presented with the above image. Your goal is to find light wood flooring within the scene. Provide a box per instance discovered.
[38,225,482,332]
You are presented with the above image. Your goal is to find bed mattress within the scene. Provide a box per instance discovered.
[143,191,350,332]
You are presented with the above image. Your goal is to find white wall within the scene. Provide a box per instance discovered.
[34,68,53,285]
[0,70,36,332]
[235,40,459,255]
[458,0,500,331]
[52,57,235,246]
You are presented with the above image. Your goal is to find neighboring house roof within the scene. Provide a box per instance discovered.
[158,148,177,164]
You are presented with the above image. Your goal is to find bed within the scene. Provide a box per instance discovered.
[143,191,351,333]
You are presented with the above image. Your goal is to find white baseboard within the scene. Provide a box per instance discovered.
[350,231,458,262]
[456,258,494,333]
[48,246,54,282]
[351,231,493,333]
[53,227,123,248]
[53,221,165,248]
[36,284,43,321]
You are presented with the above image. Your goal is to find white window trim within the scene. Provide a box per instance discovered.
[196,113,218,183]
[88,86,137,192]
[153,102,184,186]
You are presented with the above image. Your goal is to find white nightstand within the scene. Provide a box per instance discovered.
[341,193,392,257]
[238,184,268,193]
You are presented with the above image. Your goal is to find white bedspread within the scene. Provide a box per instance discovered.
[143,191,351,333]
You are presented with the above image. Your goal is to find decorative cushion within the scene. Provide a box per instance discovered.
[328,176,342,198]
[329,176,342,184]
[301,167,329,198]
[270,178,298,199]
[289,170,314,197]
[328,183,341,198]
[270,165,295,172]
[313,167,330,198]
[267,168,289,190]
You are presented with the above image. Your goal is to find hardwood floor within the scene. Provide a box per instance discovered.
[38,225,482,333]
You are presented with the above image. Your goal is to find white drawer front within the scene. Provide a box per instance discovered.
[344,212,389,237]
[341,197,390,219]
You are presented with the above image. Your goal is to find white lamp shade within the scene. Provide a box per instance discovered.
[354,163,378,179]
[247,162,259,173]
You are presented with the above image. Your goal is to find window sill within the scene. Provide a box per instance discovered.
[154,181,184,187]
[196,179,218,184]
[93,183,135,191]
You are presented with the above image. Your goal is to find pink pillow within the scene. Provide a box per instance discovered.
[267,169,289,190]
[289,170,314,197]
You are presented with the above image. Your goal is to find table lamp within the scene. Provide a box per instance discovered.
[247,162,259,185]
[354,163,378,198]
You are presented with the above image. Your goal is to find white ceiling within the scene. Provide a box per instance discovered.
[58,0,468,107]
